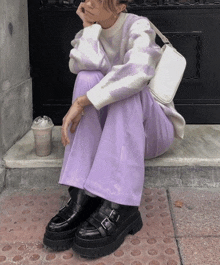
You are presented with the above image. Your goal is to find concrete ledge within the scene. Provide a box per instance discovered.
[145,125,220,167]
[4,126,64,168]
[4,125,220,168]
[3,125,220,188]
[5,167,61,189]
[0,167,6,192]
[144,166,220,188]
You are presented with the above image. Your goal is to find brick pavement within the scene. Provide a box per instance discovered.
[1,186,220,265]
[0,187,180,265]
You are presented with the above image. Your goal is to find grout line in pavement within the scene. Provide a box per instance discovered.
[166,188,184,265]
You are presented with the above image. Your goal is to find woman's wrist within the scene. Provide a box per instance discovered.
[77,95,92,108]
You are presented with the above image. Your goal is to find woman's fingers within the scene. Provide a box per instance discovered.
[70,123,77,134]
[76,3,86,20]
[76,2,95,25]
[61,120,70,147]
[70,112,82,133]
[70,119,80,134]
[62,113,74,146]
[61,107,83,146]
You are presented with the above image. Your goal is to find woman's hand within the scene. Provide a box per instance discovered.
[61,95,92,146]
[76,2,96,27]
[62,101,83,146]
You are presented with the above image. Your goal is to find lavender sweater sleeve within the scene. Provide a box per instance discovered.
[69,24,109,74]
[86,19,162,110]
[68,16,185,139]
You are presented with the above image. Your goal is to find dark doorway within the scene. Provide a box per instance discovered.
[28,0,220,125]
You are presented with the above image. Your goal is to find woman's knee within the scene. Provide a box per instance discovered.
[78,70,103,88]
[73,71,103,100]
[73,71,104,100]
[144,121,174,159]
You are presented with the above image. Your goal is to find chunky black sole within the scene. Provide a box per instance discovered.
[43,236,74,251]
[43,228,77,251]
[72,211,143,259]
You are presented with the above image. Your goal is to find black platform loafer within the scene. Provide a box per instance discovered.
[43,187,102,251]
[72,200,143,258]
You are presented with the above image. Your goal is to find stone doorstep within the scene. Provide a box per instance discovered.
[3,125,220,168]
[4,126,65,169]
[2,125,220,188]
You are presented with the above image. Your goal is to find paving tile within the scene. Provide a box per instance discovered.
[0,187,68,243]
[139,188,175,238]
[0,237,179,265]
[0,242,47,265]
[177,237,220,265]
[41,237,180,265]
[0,187,181,265]
[168,187,220,237]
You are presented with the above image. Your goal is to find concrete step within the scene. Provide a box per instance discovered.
[2,125,220,189]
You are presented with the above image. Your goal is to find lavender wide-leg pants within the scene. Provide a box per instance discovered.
[59,71,174,206]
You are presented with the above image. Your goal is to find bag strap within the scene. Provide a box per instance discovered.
[149,21,172,46]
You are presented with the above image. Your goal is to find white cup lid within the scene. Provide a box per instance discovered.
[31,116,54,130]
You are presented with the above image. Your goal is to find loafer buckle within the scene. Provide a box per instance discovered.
[109,209,120,222]
[101,217,111,230]
[109,209,116,219]
[101,210,120,230]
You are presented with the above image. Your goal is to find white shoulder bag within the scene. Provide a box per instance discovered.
[148,22,187,104]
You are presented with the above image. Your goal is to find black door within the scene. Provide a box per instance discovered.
[28,0,220,125]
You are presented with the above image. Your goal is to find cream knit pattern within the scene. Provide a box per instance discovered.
[69,12,185,138]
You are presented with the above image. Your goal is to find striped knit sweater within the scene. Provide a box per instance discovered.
[69,12,185,139]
